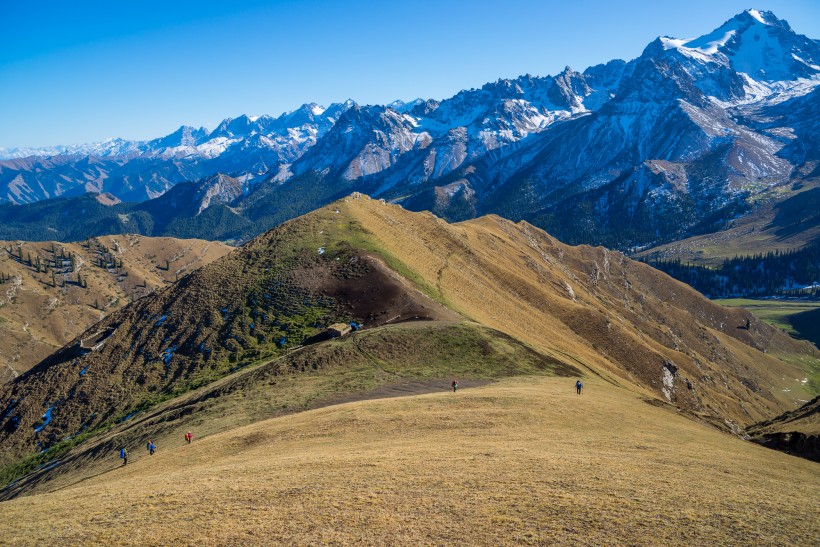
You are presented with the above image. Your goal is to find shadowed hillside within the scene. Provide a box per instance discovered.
[747,396,820,461]
[0,236,232,381]
[637,180,820,266]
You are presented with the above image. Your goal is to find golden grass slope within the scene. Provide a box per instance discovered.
[2,195,816,474]
[1,321,575,498]
[335,195,818,426]
[0,236,232,381]
[0,376,816,545]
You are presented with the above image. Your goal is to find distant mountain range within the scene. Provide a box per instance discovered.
[2,9,818,249]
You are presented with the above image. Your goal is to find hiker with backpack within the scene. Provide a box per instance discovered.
[452,379,459,392]
[185,431,192,444]
[120,448,128,466]
[576,380,583,395]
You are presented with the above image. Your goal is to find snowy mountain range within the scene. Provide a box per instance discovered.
[2,9,818,249]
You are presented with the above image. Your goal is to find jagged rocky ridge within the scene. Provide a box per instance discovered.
[1,9,818,249]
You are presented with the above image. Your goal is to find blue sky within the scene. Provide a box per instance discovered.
[1,0,818,148]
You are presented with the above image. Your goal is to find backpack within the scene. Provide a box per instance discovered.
[120,449,126,458]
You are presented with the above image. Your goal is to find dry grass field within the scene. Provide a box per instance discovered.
[2,196,818,545]
[1,376,817,545]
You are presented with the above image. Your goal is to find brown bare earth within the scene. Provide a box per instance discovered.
[0,236,233,381]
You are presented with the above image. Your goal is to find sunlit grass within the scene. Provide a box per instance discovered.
[1,377,816,544]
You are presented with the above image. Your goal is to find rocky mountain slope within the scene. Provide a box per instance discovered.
[3,10,816,252]
[637,179,820,265]
[0,102,353,204]
[0,235,232,381]
[398,10,820,247]
[1,195,816,477]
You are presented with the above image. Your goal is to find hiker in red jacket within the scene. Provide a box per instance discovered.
[185,431,192,444]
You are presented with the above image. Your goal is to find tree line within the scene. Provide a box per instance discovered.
[644,243,820,299]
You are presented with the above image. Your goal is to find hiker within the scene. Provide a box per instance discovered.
[452,379,459,392]
[745,318,751,330]
[147,440,156,456]
[576,380,583,395]
[120,448,128,466]
[185,431,192,444]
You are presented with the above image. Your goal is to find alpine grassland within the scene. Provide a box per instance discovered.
[0,376,817,545]
[1,196,817,545]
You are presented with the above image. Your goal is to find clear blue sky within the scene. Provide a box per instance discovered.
[1,0,818,148]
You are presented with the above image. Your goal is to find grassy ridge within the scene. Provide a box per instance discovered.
[1,322,578,495]
[1,376,817,544]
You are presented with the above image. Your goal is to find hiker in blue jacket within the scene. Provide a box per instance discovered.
[576,380,583,395]
[120,448,128,465]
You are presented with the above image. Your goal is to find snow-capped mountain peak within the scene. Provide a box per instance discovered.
[2,7,818,235]
[739,8,784,28]
[656,8,820,82]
